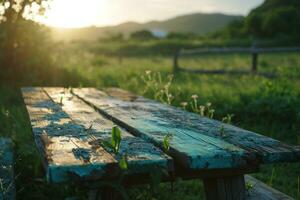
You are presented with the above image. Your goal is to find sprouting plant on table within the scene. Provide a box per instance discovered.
[118,154,128,170]
[101,125,122,154]
[95,126,129,199]
[205,102,215,119]
[100,125,128,170]
[219,125,226,137]
[222,114,234,124]
[163,133,173,153]
[220,114,234,137]
[246,181,255,191]
[208,108,215,119]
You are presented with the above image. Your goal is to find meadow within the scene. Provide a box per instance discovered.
[1,41,300,199]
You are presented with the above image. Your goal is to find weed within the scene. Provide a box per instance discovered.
[222,114,234,124]
[100,126,128,171]
[268,168,275,187]
[219,114,234,137]
[101,126,122,154]
[190,94,199,113]
[141,71,174,105]
[219,125,226,137]
[245,181,254,191]
[163,133,173,153]
[180,102,188,110]
[118,155,128,170]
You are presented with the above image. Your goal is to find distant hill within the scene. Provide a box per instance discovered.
[51,13,241,41]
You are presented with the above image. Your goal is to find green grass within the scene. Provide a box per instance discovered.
[1,44,300,199]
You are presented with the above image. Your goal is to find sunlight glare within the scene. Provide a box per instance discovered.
[42,0,107,28]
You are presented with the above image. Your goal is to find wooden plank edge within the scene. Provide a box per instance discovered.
[245,175,294,200]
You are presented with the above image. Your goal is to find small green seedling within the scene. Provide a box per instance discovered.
[101,125,122,154]
[220,114,234,137]
[119,155,128,170]
[222,114,234,124]
[163,133,172,153]
[220,125,226,137]
[246,181,254,191]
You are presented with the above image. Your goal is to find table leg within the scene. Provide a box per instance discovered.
[203,175,246,200]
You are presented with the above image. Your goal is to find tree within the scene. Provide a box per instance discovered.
[245,0,300,38]
[130,30,155,40]
[0,0,51,70]
[215,0,300,41]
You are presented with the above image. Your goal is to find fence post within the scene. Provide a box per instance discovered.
[173,50,180,74]
[252,51,258,74]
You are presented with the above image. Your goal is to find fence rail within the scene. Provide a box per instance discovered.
[173,47,300,76]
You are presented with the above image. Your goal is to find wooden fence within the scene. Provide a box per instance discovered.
[173,47,300,77]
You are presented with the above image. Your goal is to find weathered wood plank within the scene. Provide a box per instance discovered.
[245,175,294,200]
[43,87,172,174]
[22,87,117,183]
[73,88,300,170]
[0,138,15,200]
[73,88,251,169]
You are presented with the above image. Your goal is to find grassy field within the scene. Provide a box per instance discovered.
[1,43,300,199]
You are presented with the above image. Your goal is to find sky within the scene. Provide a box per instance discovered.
[43,0,265,28]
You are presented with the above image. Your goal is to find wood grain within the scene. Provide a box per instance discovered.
[22,87,117,183]
[22,87,172,183]
[73,88,300,170]
[44,87,172,173]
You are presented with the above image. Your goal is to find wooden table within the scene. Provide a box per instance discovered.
[22,87,300,200]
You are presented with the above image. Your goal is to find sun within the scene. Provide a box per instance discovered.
[42,0,107,28]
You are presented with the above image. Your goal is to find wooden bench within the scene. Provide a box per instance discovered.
[0,138,15,200]
[21,87,300,200]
